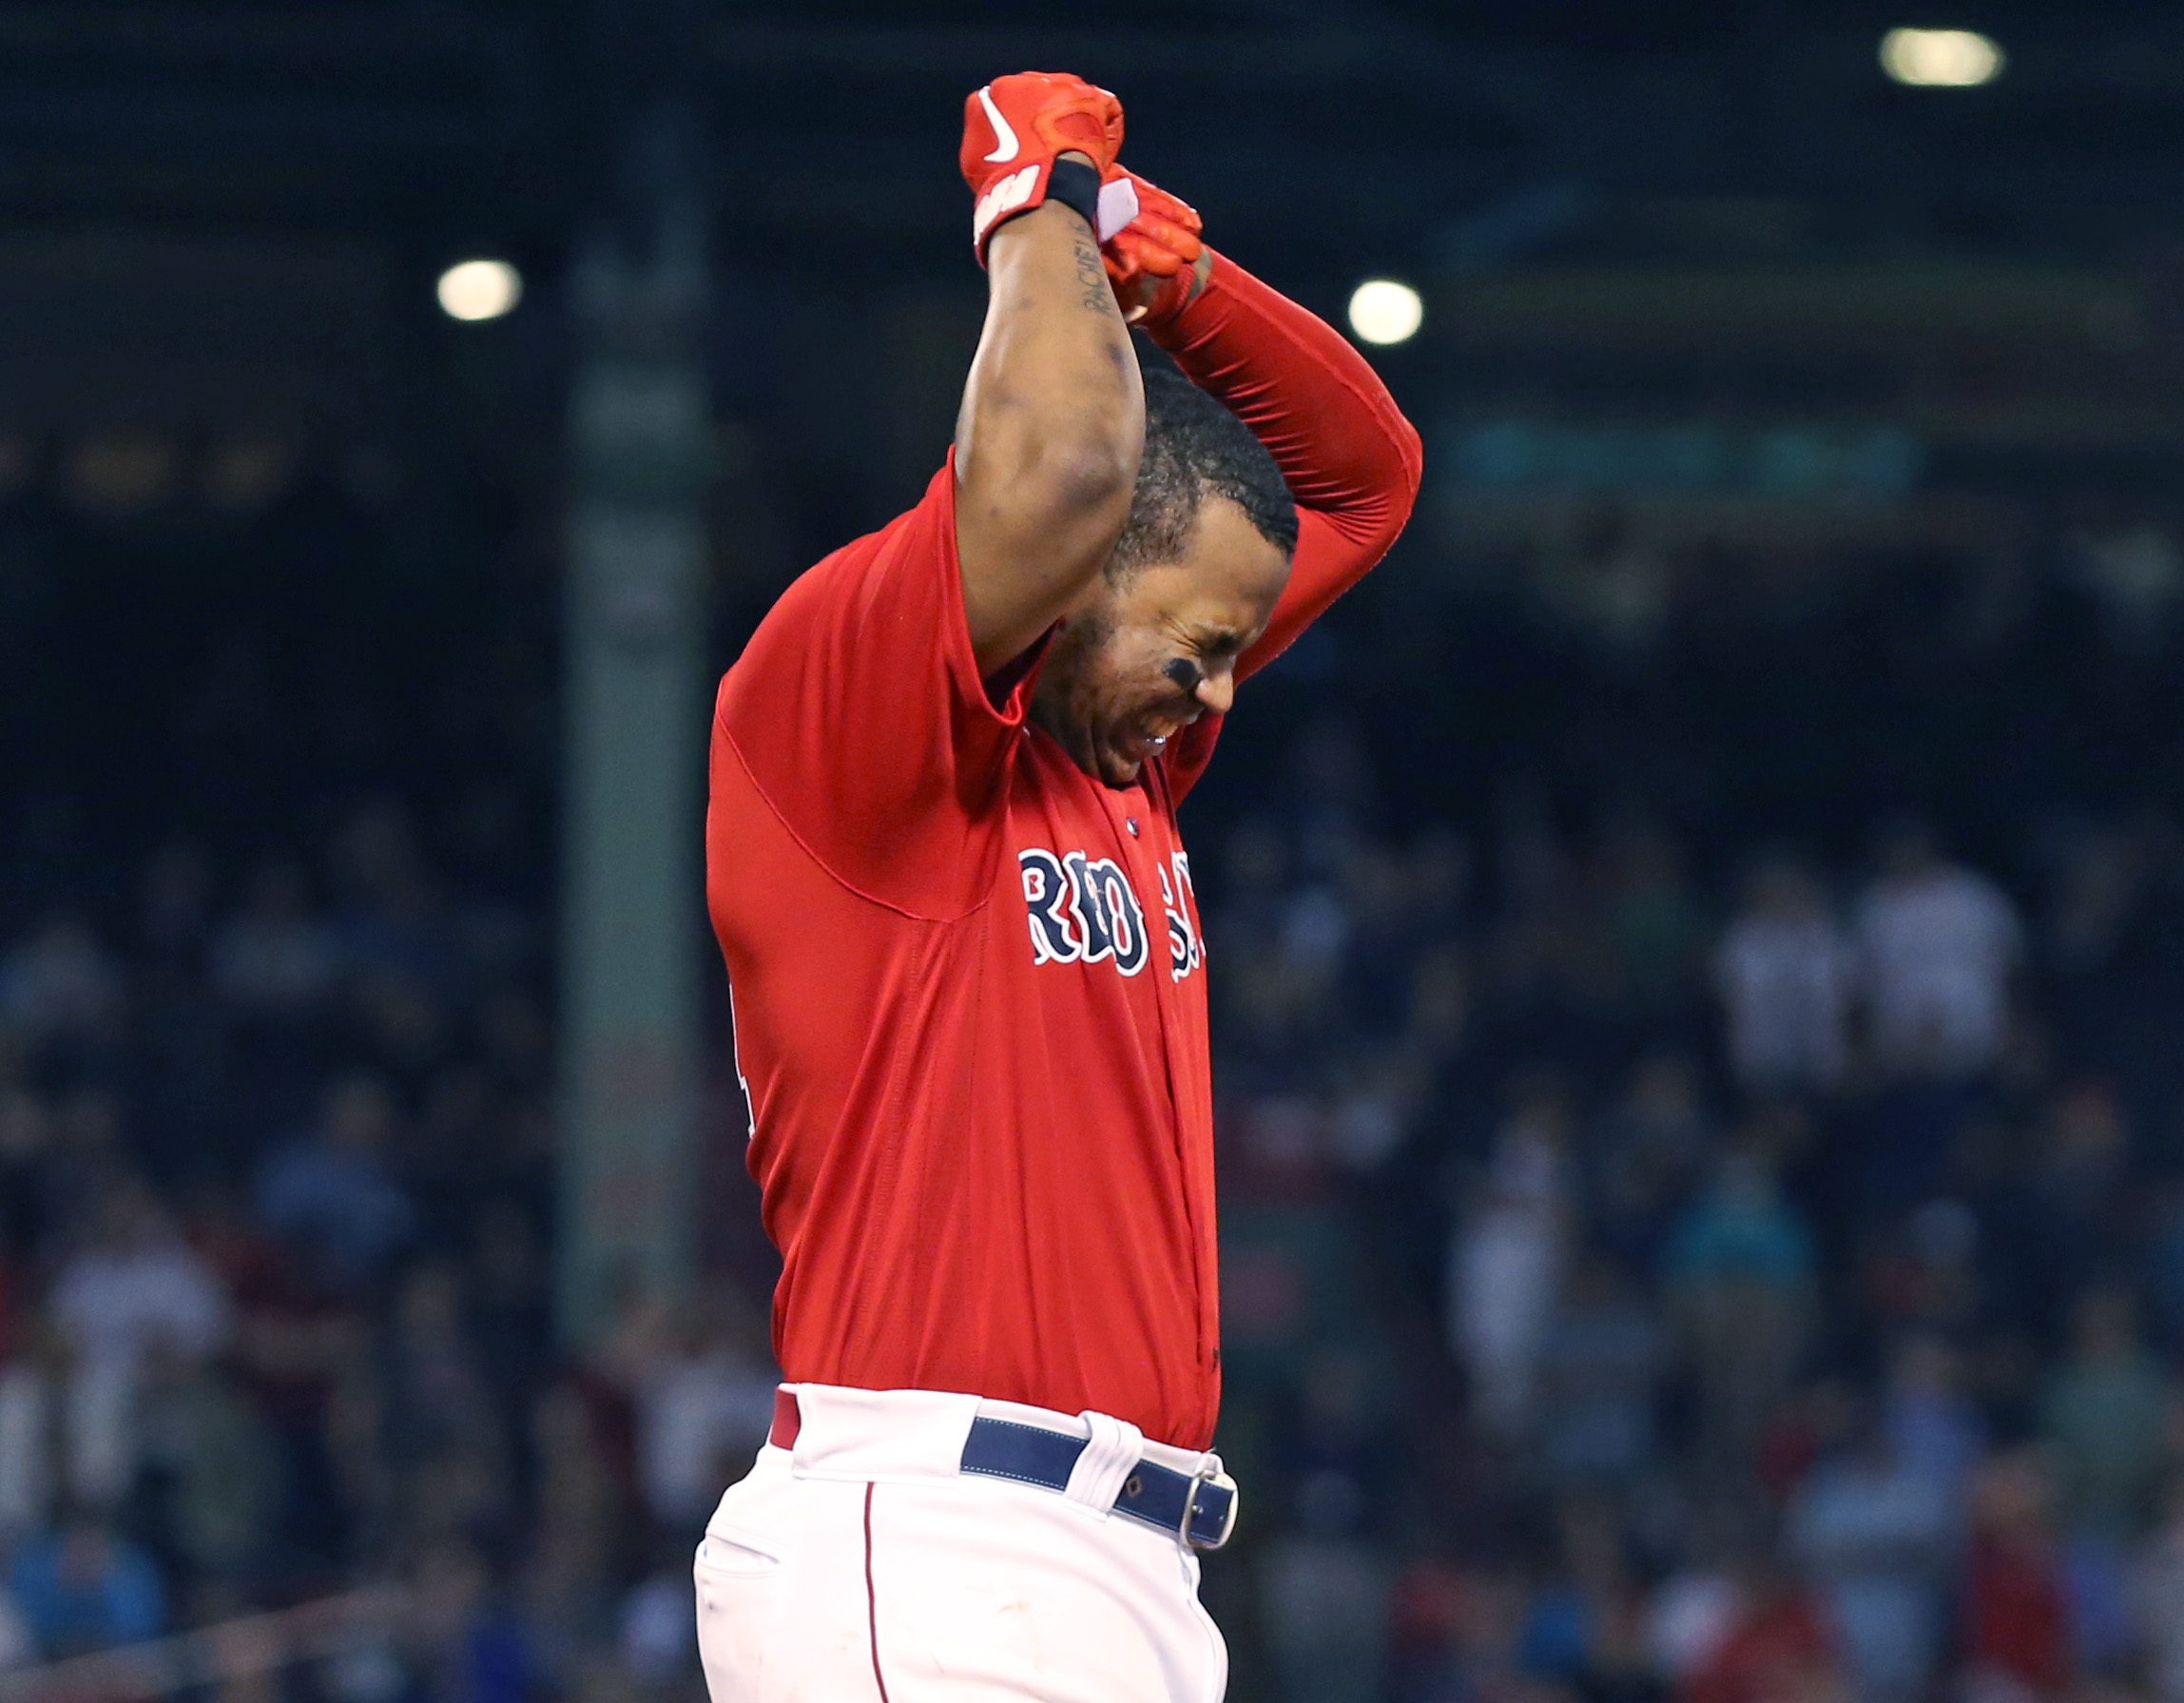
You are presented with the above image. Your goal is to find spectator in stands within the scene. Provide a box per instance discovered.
[1207,827,1298,1081]
[209,857,342,1017]
[1278,877,1350,1039]
[377,1263,510,1552]
[329,801,454,996]
[255,1073,416,1293]
[1682,1542,1839,1703]
[1450,1074,1573,1439]
[1537,1254,1663,1488]
[619,1535,700,1689]
[1961,1451,2072,1701]
[184,1180,364,1576]
[2041,818,2150,980]
[1257,1470,1394,1703]
[39,1087,130,1248]
[0,1087,48,1268]
[1596,813,1708,1020]
[0,914,126,1057]
[520,1383,631,1684]
[1341,842,1424,1037]
[1713,857,1853,1099]
[2039,1287,2176,1543]
[468,1198,552,1471]
[1881,1335,1982,1513]
[1647,1508,1745,1690]
[2061,502,2184,650]
[133,1340,281,1605]
[1788,1408,1954,1703]
[602,1287,774,1539]
[1286,718,1377,881]
[0,1319,55,1541]
[48,1174,231,1508]
[2141,1181,2184,1359]
[408,1537,532,1703]
[0,1581,29,1672]
[1395,1558,1529,1703]
[8,1508,164,1657]
[1852,820,2021,1082]
[1486,783,1584,1019]
[1517,1497,1638,1691]
[1849,820,2025,1215]
[2133,1473,2184,1703]
[2021,1082,2134,1333]
[1580,1594,1671,1703]
[1667,1145,1816,1468]
[1591,1053,1711,1278]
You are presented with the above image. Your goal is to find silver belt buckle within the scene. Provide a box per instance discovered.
[1179,1464,1240,1551]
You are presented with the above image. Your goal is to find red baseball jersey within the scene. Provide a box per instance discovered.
[706,257,1421,1449]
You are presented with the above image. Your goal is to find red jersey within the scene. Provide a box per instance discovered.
[1684,1597,1837,1703]
[1962,1536,2071,1694]
[705,257,1420,1448]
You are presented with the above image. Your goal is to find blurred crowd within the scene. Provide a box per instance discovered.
[0,798,774,1703]
[12,731,2179,1703]
[1197,712,2184,1703]
[7,466,2184,1703]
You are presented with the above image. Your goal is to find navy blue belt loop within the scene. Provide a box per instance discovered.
[958,1417,1239,1550]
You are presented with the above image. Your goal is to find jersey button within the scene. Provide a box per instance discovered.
[1126,818,1140,837]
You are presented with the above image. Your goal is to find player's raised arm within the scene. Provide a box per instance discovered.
[1103,171,1424,683]
[953,74,1145,677]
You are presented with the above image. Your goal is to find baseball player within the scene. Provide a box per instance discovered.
[697,71,1421,1701]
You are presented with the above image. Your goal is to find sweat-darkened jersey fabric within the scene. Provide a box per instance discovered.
[705,255,1421,1449]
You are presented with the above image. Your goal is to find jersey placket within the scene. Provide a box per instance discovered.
[1102,773,1222,1392]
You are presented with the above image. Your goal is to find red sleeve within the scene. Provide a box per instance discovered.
[710,458,1034,919]
[1148,253,1422,799]
[1151,252,1421,679]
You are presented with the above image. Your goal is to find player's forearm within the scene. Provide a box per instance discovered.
[956,194,1143,668]
[962,202,1138,510]
[1147,254,1421,555]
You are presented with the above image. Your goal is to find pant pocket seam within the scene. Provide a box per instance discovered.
[696,1530,783,1577]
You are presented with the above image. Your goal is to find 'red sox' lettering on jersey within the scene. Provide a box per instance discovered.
[1018,846,1164,978]
[1019,846,1202,985]
[1158,853,1205,982]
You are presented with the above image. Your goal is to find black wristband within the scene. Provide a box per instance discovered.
[1044,158,1102,234]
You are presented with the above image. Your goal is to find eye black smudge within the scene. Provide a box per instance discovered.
[1164,657,1202,695]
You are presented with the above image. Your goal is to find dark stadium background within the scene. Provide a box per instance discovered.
[5,3,2184,1701]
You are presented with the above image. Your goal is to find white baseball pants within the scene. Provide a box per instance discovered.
[692,1383,1228,1702]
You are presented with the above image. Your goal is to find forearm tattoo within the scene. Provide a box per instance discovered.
[1072,229,1113,316]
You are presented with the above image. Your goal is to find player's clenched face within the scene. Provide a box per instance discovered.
[1032,496,1291,790]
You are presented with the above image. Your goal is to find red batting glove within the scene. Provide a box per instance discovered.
[960,72,1125,261]
[1099,170,1206,329]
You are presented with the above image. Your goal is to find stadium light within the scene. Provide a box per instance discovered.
[1881,27,2004,87]
[437,258,523,321]
[1348,279,1422,347]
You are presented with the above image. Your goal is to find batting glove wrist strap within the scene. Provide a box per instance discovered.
[1040,158,1103,237]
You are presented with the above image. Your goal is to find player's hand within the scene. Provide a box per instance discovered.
[1099,170,1208,329]
[960,72,1125,260]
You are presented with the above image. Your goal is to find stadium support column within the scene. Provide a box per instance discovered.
[557,167,710,1348]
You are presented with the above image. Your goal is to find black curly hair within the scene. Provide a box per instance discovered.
[1106,351,1298,581]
